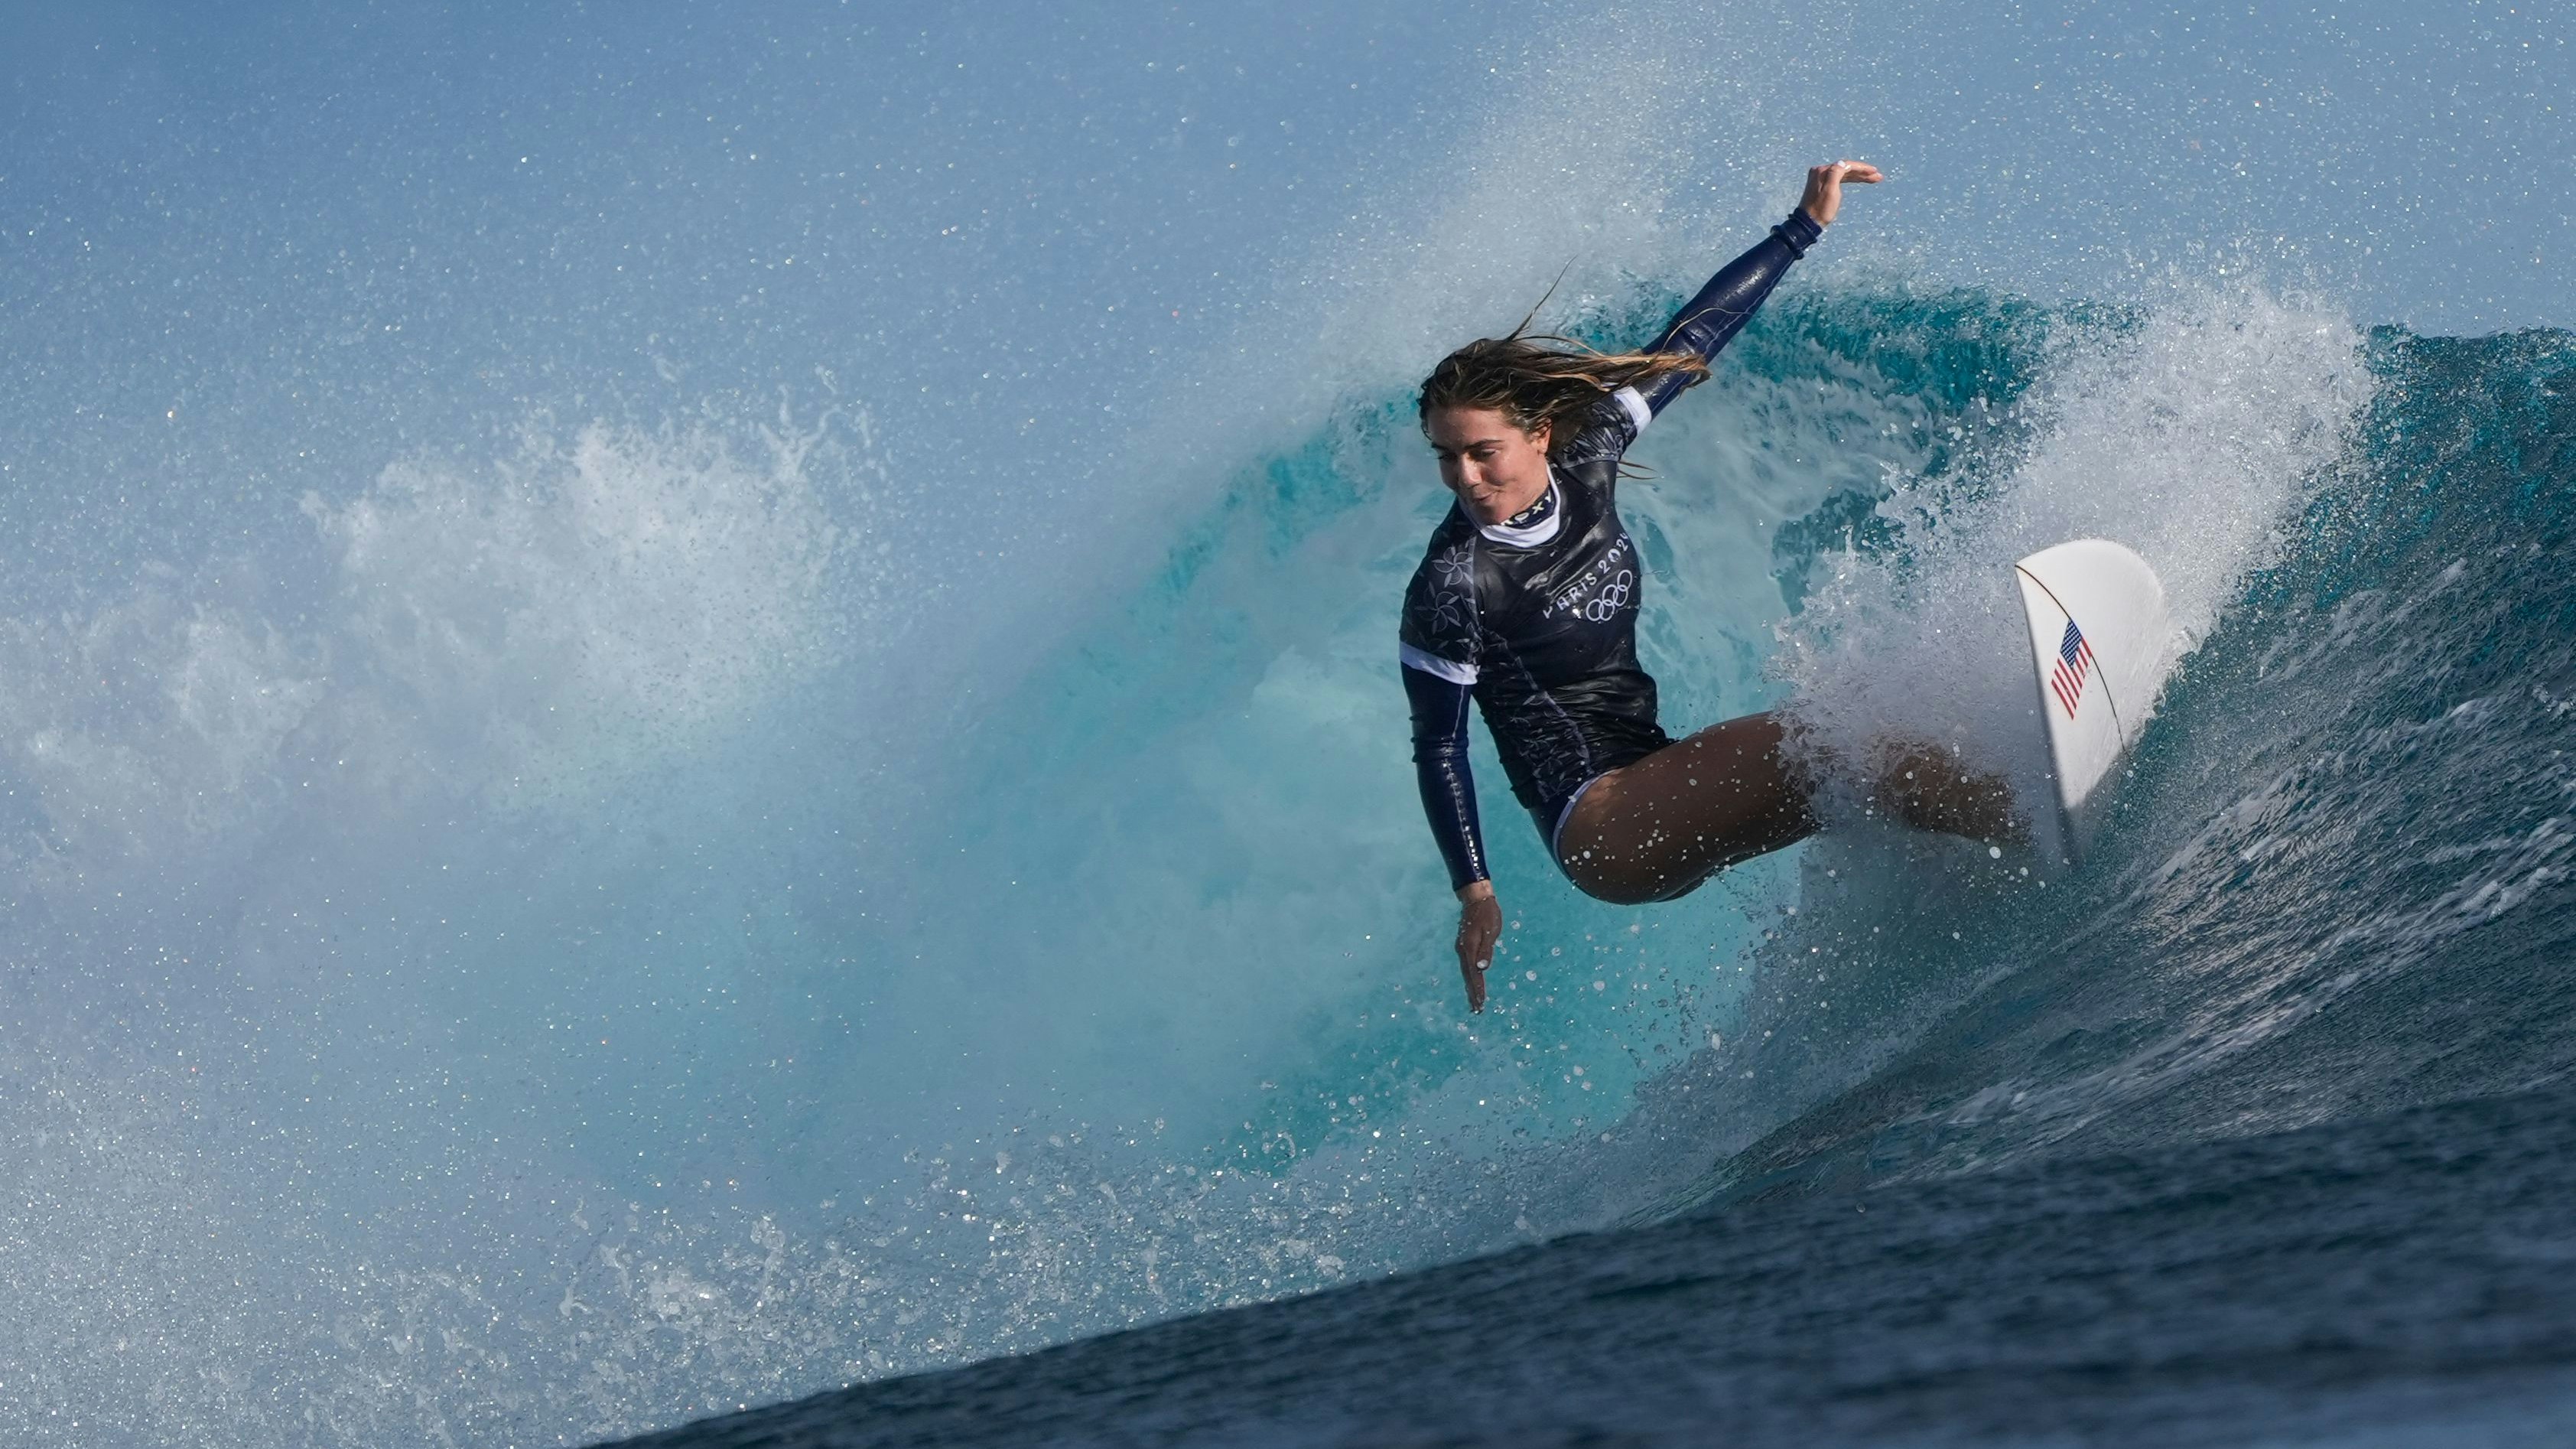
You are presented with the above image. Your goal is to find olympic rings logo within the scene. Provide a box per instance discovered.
[1580,569,1634,622]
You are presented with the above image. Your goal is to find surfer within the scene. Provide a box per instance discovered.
[1402,161,2015,1011]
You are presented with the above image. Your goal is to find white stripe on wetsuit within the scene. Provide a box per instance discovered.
[1400,643,1478,685]
[1614,385,1652,437]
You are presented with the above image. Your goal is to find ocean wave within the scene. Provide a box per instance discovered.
[7,278,2568,1444]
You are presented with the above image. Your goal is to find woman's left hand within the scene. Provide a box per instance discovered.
[1798,160,1882,228]
[1453,882,1501,1013]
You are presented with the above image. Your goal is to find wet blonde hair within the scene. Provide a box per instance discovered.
[1416,332,1708,457]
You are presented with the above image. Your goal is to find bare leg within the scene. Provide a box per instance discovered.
[1556,712,1818,906]
[1556,714,2021,905]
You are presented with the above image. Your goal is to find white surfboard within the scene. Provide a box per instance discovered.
[2013,539,2172,861]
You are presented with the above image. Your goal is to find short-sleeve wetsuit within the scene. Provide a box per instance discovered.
[1400,209,1823,891]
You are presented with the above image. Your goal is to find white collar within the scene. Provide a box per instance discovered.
[1475,478,1563,548]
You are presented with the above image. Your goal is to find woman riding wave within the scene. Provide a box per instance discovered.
[1401,161,2013,1012]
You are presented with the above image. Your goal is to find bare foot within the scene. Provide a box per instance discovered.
[1871,741,2026,846]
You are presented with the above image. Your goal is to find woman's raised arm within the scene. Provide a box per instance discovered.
[1630,161,1881,417]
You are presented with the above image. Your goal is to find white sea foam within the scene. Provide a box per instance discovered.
[1775,287,2371,821]
[0,412,863,893]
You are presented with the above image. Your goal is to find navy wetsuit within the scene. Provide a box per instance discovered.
[1400,209,1823,891]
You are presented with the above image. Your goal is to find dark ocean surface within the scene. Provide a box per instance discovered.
[611,1081,2576,1447]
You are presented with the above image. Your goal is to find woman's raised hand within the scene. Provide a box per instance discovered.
[1453,882,1501,1013]
[1798,160,1883,229]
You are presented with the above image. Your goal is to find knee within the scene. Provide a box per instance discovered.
[1567,864,1702,907]
[1573,877,1660,907]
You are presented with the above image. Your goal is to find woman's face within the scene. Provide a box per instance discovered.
[1425,405,1553,526]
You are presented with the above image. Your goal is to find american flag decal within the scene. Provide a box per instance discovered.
[2049,619,2096,718]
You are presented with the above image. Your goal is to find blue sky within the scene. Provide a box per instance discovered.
[7,1,2565,510]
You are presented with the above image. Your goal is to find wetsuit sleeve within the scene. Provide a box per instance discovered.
[1403,663,1489,891]
[1399,543,1488,891]
[1629,209,1824,418]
